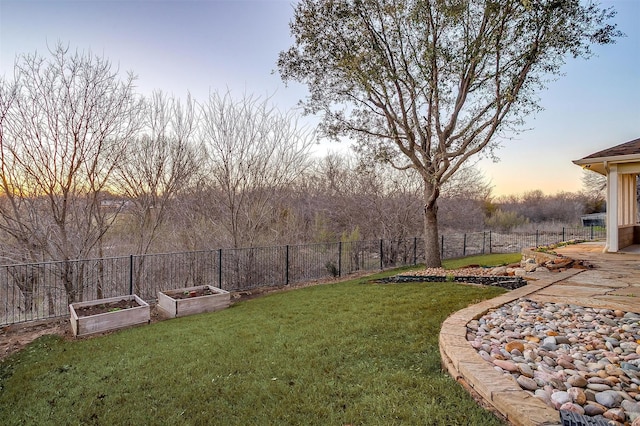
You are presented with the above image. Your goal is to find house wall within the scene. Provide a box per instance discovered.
[606,165,619,251]
[607,165,639,252]
[618,225,635,249]
[617,224,640,250]
[618,173,638,226]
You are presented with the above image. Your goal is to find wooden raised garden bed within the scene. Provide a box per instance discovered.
[157,285,230,318]
[69,294,150,337]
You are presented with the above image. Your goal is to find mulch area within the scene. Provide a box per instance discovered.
[0,319,70,361]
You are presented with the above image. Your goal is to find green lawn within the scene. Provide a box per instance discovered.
[0,258,511,425]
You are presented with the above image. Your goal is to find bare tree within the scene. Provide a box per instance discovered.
[0,44,142,303]
[492,190,585,225]
[438,165,492,231]
[581,169,606,214]
[199,91,314,248]
[113,91,201,256]
[0,80,19,259]
[301,152,423,242]
[351,157,423,241]
[278,0,621,266]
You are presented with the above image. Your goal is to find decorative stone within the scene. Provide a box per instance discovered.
[517,375,539,391]
[560,402,585,415]
[568,387,587,405]
[596,390,623,408]
[557,358,576,369]
[603,407,626,422]
[550,391,571,409]
[518,363,535,378]
[568,375,588,388]
[466,297,640,423]
[494,359,519,372]
[588,383,612,392]
[534,389,552,406]
[541,336,558,351]
[506,341,525,353]
[584,403,606,416]
[622,400,640,414]
[491,266,508,275]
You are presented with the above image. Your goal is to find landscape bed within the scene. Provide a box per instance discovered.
[69,294,150,337]
[378,274,527,289]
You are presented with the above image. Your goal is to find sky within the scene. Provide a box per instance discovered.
[1,0,639,197]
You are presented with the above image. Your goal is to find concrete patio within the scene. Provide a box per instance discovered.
[439,242,640,426]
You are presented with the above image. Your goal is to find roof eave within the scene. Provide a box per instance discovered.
[573,154,640,176]
[572,160,606,175]
[577,153,640,164]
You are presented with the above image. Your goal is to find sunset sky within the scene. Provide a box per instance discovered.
[1,0,638,197]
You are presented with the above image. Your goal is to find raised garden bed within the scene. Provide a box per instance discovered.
[69,294,150,337]
[157,285,230,318]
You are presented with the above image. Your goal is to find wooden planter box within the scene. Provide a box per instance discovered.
[157,285,230,318]
[69,294,150,337]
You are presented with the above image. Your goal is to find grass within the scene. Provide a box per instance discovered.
[0,260,510,426]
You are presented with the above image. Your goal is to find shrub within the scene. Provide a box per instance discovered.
[485,209,529,232]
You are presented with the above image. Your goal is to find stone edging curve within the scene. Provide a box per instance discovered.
[438,268,584,426]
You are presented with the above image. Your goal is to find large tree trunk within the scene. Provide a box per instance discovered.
[423,185,442,268]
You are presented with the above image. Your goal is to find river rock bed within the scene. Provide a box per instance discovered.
[384,266,526,289]
[381,274,526,289]
[467,298,640,425]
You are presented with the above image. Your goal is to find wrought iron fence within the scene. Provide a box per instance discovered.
[0,226,605,326]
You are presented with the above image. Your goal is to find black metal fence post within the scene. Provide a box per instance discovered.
[285,245,290,285]
[441,235,444,259]
[379,239,383,269]
[590,225,594,240]
[338,241,342,277]
[463,233,467,257]
[562,227,565,242]
[413,237,417,265]
[218,249,222,289]
[489,231,492,253]
[129,255,134,295]
[482,231,486,254]
[536,230,539,247]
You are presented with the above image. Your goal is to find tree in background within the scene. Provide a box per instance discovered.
[488,190,588,229]
[199,91,314,248]
[0,44,142,303]
[484,208,529,232]
[580,169,606,214]
[298,152,424,243]
[438,165,492,231]
[278,0,621,267]
[113,91,201,256]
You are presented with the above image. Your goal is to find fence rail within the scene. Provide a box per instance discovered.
[0,226,605,326]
